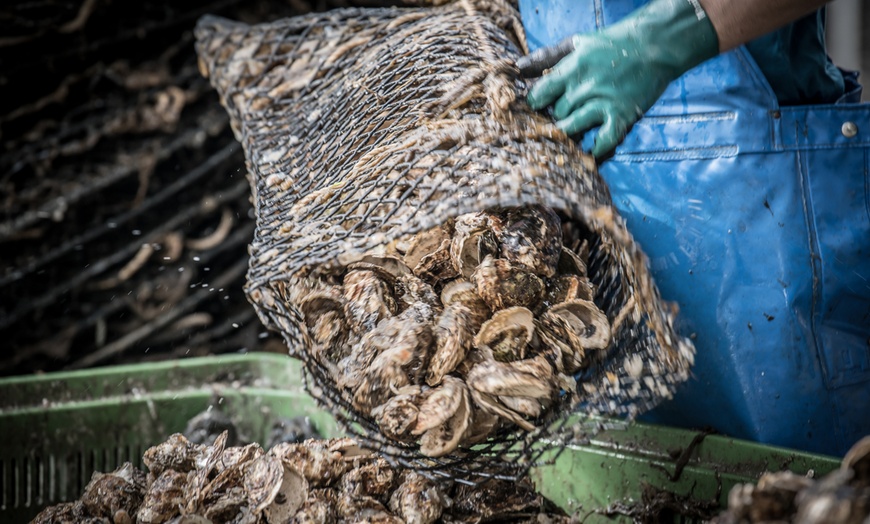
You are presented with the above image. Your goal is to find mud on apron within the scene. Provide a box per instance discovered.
[520,0,870,457]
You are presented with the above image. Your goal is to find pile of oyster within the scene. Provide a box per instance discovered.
[33,432,568,524]
[300,206,613,457]
[712,436,870,524]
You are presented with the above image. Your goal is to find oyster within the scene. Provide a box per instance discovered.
[412,376,466,435]
[498,395,546,419]
[80,463,147,522]
[388,472,445,524]
[136,469,187,524]
[462,405,501,445]
[557,245,588,277]
[354,347,415,414]
[545,274,595,305]
[493,206,563,278]
[419,380,472,457]
[339,317,432,391]
[426,281,490,385]
[142,433,206,477]
[548,299,611,349]
[372,386,422,442]
[450,477,545,522]
[842,435,870,488]
[348,255,411,280]
[474,306,535,363]
[404,227,459,283]
[31,502,89,524]
[336,491,400,523]
[471,255,545,311]
[245,455,309,523]
[450,212,498,278]
[395,273,442,324]
[466,355,555,431]
[292,488,337,524]
[340,458,397,501]
[343,269,397,334]
[270,438,362,487]
[299,290,349,361]
[217,443,265,475]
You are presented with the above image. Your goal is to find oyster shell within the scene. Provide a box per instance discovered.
[466,355,555,431]
[388,472,445,524]
[353,343,423,414]
[462,405,501,445]
[413,376,466,435]
[292,488,337,524]
[136,469,187,524]
[419,380,472,457]
[395,273,442,324]
[270,439,360,487]
[404,227,459,283]
[842,435,870,488]
[545,274,595,306]
[343,269,397,334]
[427,284,489,385]
[340,458,396,502]
[557,246,588,276]
[498,395,546,419]
[347,255,411,281]
[80,463,147,521]
[474,306,535,363]
[450,212,498,278]
[545,299,611,351]
[246,455,309,523]
[471,255,545,311]
[371,386,422,442]
[336,492,400,523]
[494,206,562,277]
[142,433,206,478]
[339,317,432,391]
[299,290,349,361]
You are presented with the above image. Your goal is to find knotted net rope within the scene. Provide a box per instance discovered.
[195,0,695,480]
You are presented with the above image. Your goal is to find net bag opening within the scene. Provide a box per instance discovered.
[194,1,695,480]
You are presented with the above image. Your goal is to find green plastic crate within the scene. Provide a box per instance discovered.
[0,354,840,523]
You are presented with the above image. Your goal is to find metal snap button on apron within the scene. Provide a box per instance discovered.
[842,121,858,137]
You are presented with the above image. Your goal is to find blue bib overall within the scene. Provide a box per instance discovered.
[519,0,870,457]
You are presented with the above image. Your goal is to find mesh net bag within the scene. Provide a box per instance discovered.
[194,0,695,479]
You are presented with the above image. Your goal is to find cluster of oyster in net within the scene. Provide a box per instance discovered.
[33,432,568,524]
[300,206,612,457]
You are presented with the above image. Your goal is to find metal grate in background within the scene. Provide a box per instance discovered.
[0,0,395,376]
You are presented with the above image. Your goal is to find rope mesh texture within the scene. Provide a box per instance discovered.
[195,1,695,480]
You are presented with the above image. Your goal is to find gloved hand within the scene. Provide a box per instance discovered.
[517,0,719,159]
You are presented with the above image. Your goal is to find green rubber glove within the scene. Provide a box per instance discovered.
[517,0,719,159]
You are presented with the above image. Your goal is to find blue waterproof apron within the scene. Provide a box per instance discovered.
[520,0,870,457]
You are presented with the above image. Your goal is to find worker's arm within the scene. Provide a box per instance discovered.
[701,0,829,52]
[518,0,829,159]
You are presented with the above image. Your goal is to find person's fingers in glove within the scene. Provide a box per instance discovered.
[516,35,576,78]
[591,111,631,159]
[553,79,597,121]
[526,59,574,110]
[555,100,607,137]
